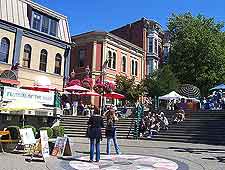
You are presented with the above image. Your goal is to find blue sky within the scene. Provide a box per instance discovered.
[34,0,225,35]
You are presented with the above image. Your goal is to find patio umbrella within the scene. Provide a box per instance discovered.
[104,92,125,99]
[64,85,89,92]
[77,91,100,96]
[0,100,44,127]
[210,84,225,91]
[177,84,200,99]
[22,85,61,92]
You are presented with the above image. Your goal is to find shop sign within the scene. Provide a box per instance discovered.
[2,86,54,105]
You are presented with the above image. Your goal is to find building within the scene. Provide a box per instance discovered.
[71,31,144,107]
[110,17,167,75]
[0,0,71,89]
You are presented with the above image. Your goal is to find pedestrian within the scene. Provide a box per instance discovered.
[105,109,121,155]
[87,107,104,162]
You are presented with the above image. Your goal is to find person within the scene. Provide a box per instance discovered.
[87,107,104,162]
[77,101,85,115]
[159,112,169,130]
[105,109,121,155]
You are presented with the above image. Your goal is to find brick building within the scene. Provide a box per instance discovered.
[71,31,144,107]
[111,17,169,75]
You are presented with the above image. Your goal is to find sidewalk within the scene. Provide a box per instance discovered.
[0,138,225,170]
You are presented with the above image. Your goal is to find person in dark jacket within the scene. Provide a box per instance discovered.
[87,107,104,162]
[105,109,120,155]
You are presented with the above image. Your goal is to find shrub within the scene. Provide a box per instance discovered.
[23,125,37,136]
[39,127,53,138]
[52,126,64,138]
[5,126,20,140]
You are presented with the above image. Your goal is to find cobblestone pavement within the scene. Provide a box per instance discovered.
[1,138,225,170]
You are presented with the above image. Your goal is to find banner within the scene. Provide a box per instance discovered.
[3,86,54,105]
[40,130,50,159]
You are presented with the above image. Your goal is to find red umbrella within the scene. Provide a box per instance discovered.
[22,85,61,92]
[104,92,125,99]
[78,91,100,96]
[64,85,89,92]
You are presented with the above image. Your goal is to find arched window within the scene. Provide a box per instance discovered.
[135,61,138,76]
[122,56,126,72]
[39,49,48,71]
[107,51,112,68]
[0,37,10,63]
[131,60,135,75]
[112,52,116,69]
[23,44,32,68]
[55,53,62,75]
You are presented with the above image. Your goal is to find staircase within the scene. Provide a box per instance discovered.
[61,111,225,145]
[60,116,136,139]
[151,111,225,145]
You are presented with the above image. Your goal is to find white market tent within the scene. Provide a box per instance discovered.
[159,91,187,100]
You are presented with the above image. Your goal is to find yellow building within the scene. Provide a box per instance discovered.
[0,0,71,89]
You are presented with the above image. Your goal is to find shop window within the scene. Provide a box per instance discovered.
[122,56,126,72]
[23,44,32,68]
[39,49,48,72]
[0,37,10,63]
[112,52,116,69]
[55,53,62,75]
[78,49,85,67]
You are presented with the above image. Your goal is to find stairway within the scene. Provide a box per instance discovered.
[60,116,136,139]
[61,111,225,145]
[151,111,225,145]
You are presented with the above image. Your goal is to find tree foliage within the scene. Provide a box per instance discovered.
[168,13,225,95]
[142,65,179,97]
[115,75,143,104]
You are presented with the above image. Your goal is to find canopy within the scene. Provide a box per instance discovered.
[210,84,225,91]
[74,91,100,96]
[104,92,125,99]
[177,84,200,98]
[64,85,89,91]
[159,91,186,100]
[22,85,60,92]
[0,99,44,111]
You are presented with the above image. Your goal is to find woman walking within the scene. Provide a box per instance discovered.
[105,109,121,155]
[87,107,104,162]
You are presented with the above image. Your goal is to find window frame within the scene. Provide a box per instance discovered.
[39,49,48,72]
[0,37,10,63]
[54,53,62,75]
[78,49,85,67]
[112,52,116,69]
[23,44,32,68]
[131,59,138,76]
[148,37,153,53]
[122,55,127,73]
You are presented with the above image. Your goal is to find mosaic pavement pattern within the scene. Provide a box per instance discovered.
[69,154,182,170]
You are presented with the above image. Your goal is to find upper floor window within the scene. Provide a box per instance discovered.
[154,39,158,54]
[131,59,138,76]
[112,52,116,69]
[78,49,85,67]
[23,44,32,68]
[122,56,126,72]
[0,37,10,63]
[39,49,48,72]
[55,53,62,75]
[131,60,135,75]
[107,51,112,68]
[135,61,138,76]
[32,11,58,37]
[148,37,153,53]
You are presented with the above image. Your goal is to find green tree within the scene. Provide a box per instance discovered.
[115,75,143,104]
[168,13,225,95]
[142,65,179,97]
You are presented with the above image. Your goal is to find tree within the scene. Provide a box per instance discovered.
[142,65,179,97]
[115,75,143,104]
[168,13,225,95]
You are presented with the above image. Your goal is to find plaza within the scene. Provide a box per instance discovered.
[1,137,225,170]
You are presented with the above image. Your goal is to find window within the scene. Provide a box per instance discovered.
[0,38,10,63]
[131,60,135,75]
[41,15,49,33]
[39,49,48,71]
[32,11,58,37]
[154,39,157,54]
[107,51,112,68]
[149,59,153,74]
[23,44,32,68]
[112,52,116,69]
[78,49,85,67]
[148,37,153,53]
[122,56,126,72]
[32,12,41,31]
[55,53,62,75]
[135,61,138,76]
[50,19,57,36]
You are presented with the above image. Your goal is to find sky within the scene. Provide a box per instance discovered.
[34,0,225,35]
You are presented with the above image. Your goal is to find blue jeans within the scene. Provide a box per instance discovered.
[90,138,100,161]
[106,133,120,155]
